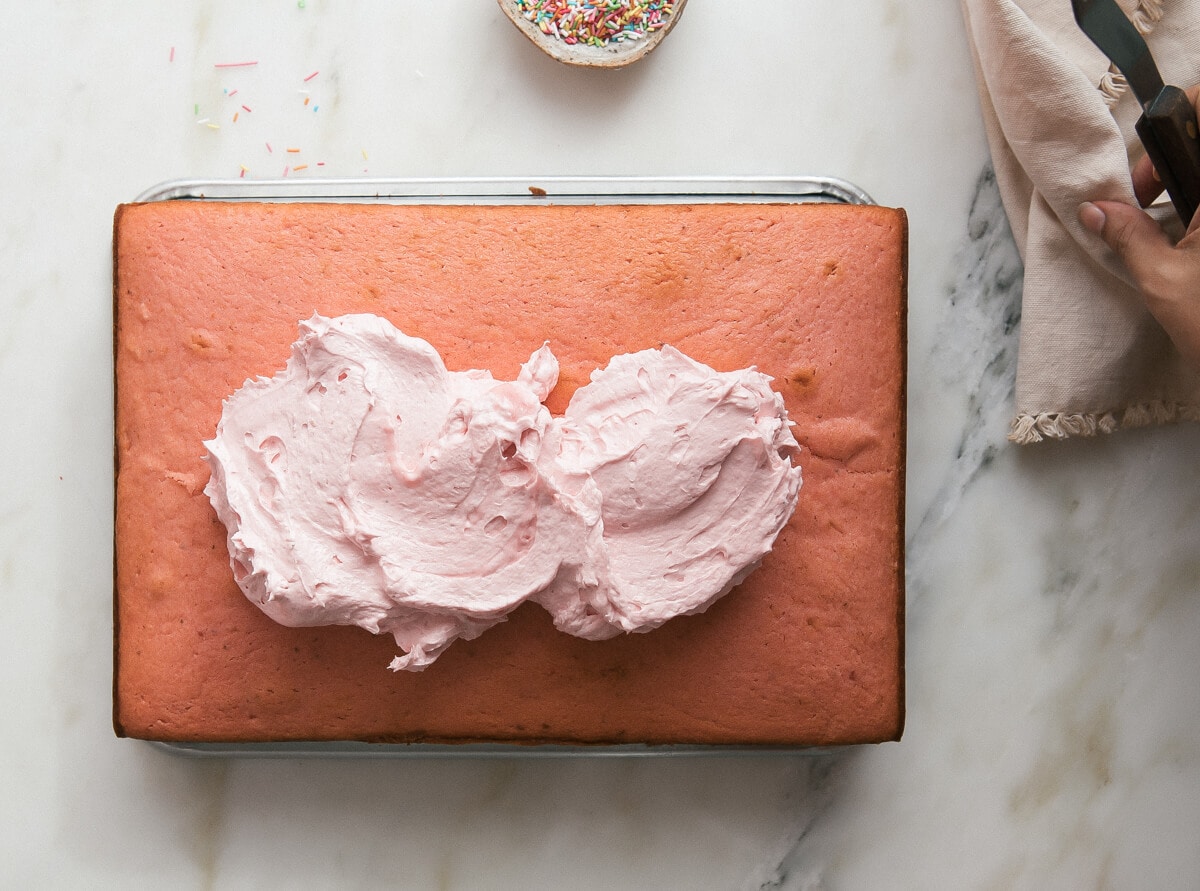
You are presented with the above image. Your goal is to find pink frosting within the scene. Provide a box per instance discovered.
[204,314,801,670]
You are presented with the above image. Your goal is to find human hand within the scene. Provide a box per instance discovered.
[1078,85,1200,371]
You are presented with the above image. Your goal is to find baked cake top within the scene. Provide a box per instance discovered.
[114,199,906,746]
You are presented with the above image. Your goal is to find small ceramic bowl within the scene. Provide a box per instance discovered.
[497,0,688,69]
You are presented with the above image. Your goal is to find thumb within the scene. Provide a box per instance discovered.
[1078,199,1177,291]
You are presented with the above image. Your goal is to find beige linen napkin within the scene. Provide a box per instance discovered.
[961,0,1200,443]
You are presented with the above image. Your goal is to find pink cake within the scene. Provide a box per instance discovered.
[113,199,907,746]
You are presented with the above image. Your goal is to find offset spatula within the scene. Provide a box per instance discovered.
[1072,0,1200,224]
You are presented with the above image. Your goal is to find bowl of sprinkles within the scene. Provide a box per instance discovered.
[498,0,686,68]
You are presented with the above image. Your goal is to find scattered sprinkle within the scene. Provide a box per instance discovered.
[514,0,674,46]
[190,59,340,176]
[169,46,175,62]
[361,149,369,160]
[298,0,306,8]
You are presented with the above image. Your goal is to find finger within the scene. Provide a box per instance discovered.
[1081,200,1200,370]
[1079,200,1179,295]
[1131,154,1162,208]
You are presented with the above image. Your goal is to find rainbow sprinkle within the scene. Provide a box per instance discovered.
[515,0,674,46]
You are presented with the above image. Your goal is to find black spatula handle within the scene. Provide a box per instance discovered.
[1137,85,1200,227]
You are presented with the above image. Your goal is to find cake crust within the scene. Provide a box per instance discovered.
[113,199,907,747]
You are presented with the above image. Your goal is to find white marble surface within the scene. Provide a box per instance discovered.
[2,1,1199,888]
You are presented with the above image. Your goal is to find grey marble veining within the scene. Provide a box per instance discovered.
[908,163,1025,580]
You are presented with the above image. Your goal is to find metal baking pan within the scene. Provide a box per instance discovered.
[135,174,874,206]
[129,175,874,758]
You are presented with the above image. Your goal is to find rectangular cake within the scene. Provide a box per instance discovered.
[113,195,907,748]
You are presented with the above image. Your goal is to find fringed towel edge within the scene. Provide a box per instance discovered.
[1009,399,1200,443]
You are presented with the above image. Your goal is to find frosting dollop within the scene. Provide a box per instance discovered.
[204,314,801,670]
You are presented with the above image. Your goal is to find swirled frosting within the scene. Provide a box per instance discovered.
[204,314,801,670]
